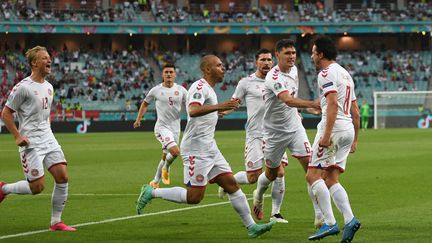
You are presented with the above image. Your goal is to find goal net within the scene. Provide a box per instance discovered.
[373,91,432,129]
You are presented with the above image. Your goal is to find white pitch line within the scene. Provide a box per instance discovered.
[0,194,270,240]
[9,193,257,197]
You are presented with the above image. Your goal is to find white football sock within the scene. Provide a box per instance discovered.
[2,180,32,195]
[234,171,249,184]
[311,179,336,225]
[153,160,165,183]
[329,183,354,224]
[271,176,285,216]
[51,183,68,225]
[256,172,271,201]
[153,187,187,203]
[307,183,324,219]
[228,189,255,228]
[164,153,176,169]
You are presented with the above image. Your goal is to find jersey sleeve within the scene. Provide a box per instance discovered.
[318,69,337,96]
[5,83,28,112]
[188,83,206,106]
[232,79,246,102]
[351,85,357,102]
[143,87,156,104]
[268,76,289,97]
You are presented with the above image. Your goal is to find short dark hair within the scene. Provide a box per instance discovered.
[313,35,337,60]
[275,39,295,52]
[255,48,271,60]
[162,63,176,71]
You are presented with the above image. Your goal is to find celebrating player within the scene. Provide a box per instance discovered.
[0,46,76,231]
[134,63,187,188]
[307,35,361,242]
[136,55,275,238]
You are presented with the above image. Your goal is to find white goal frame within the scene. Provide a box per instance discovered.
[373,91,432,129]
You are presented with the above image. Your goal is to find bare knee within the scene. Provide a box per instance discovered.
[169,147,180,157]
[247,172,260,184]
[55,175,68,184]
[187,194,203,204]
[29,182,45,194]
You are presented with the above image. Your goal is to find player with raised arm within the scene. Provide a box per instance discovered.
[136,55,275,238]
[217,48,290,223]
[134,63,187,188]
[0,46,76,231]
[307,35,361,242]
[252,39,322,225]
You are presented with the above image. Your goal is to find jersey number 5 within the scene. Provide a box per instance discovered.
[42,97,49,109]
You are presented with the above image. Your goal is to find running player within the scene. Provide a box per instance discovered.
[134,63,187,188]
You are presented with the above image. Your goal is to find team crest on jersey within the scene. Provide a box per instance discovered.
[31,169,39,176]
[174,91,179,96]
[193,92,202,99]
[247,161,254,168]
[196,174,204,182]
[165,137,170,142]
[48,89,52,96]
[274,82,282,90]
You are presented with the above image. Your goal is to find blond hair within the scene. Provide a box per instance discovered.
[25,46,47,67]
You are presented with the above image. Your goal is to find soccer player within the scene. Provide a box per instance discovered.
[0,46,76,231]
[359,100,370,130]
[133,63,187,188]
[307,35,361,242]
[217,48,290,223]
[252,39,322,224]
[136,55,275,238]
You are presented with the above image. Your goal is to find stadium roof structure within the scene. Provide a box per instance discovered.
[1,21,431,34]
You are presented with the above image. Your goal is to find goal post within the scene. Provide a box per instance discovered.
[373,91,432,129]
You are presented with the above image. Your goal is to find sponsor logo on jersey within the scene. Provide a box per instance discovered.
[322,82,333,89]
[193,92,202,99]
[196,174,204,182]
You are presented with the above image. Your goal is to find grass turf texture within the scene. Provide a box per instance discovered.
[0,129,431,242]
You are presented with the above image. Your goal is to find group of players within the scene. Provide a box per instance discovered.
[134,36,361,242]
[0,35,361,242]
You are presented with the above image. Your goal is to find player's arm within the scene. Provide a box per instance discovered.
[218,97,241,118]
[189,99,240,117]
[278,92,320,109]
[350,100,360,153]
[1,106,29,146]
[133,101,149,128]
[320,92,337,148]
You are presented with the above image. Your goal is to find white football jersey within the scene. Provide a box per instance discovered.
[144,83,187,134]
[181,79,219,153]
[5,77,57,150]
[317,63,357,132]
[263,65,303,133]
[232,73,265,138]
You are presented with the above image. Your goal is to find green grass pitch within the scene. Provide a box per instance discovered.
[0,128,431,242]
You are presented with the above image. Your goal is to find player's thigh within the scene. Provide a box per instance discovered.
[287,128,312,158]
[20,148,45,182]
[309,131,336,169]
[333,129,355,172]
[182,152,214,187]
[244,137,264,172]
[208,149,233,185]
[263,134,287,168]
[155,129,178,153]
